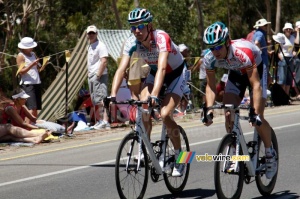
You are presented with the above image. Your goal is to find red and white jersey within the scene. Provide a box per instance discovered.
[203,39,262,74]
[123,29,184,73]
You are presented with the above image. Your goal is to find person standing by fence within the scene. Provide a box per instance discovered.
[86,25,110,130]
[16,37,42,122]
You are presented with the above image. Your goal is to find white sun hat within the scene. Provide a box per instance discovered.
[282,22,293,31]
[253,18,271,28]
[178,44,189,52]
[18,37,37,49]
[272,33,285,44]
[12,90,30,99]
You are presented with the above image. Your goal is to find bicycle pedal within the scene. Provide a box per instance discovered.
[247,141,257,147]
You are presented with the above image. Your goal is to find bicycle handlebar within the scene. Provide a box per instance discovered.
[104,96,161,108]
[206,104,250,111]
[202,103,261,126]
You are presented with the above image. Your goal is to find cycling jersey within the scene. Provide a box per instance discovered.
[123,29,184,73]
[203,39,262,74]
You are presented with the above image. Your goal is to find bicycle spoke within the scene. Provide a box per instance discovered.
[215,134,244,199]
[115,132,148,199]
[163,126,190,194]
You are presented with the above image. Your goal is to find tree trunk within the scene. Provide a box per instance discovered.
[112,0,122,29]
[265,0,272,40]
[134,0,139,7]
[275,0,281,34]
[196,0,205,50]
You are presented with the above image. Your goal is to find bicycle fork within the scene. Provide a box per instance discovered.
[231,113,257,177]
[134,106,163,175]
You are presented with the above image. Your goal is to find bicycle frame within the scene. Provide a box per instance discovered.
[224,105,259,177]
[131,103,166,175]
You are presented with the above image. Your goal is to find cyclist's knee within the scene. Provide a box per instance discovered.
[160,109,171,121]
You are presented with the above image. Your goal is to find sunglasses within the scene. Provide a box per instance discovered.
[210,41,226,51]
[131,23,148,31]
[87,32,96,35]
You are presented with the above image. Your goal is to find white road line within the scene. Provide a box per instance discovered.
[0,122,299,188]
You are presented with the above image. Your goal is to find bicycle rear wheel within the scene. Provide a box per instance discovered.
[115,131,149,199]
[163,125,190,194]
[255,127,278,196]
[214,134,244,199]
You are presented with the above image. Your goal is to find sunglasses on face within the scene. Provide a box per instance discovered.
[131,23,148,31]
[210,41,226,51]
[87,32,96,35]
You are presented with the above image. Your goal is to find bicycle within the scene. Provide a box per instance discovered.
[104,97,190,199]
[203,104,278,199]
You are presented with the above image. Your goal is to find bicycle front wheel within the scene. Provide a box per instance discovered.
[115,131,149,199]
[163,125,190,194]
[255,127,279,196]
[214,134,245,199]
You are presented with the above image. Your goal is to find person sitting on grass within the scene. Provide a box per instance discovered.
[1,88,39,130]
[1,88,73,134]
[0,124,51,144]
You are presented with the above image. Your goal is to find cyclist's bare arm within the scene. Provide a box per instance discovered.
[111,54,131,97]
[203,70,217,126]
[151,51,168,98]
[246,65,263,114]
[205,70,217,107]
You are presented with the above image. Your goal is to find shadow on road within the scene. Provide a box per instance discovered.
[148,188,215,199]
[252,190,299,199]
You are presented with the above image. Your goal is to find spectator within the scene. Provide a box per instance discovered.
[1,88,39,130]
[246,29,255,42]
[116,44,149,123]
[1,88,74,134]
[216,74,228,102]
[177,44,193,113]
[293,21,300,100]
[86,25,110,130]
[16,37,44,122]
[253,19,272,67]
[191,49,208,105]
[273,23,296,96]
[0,124,51,144]
[122,44,150,100]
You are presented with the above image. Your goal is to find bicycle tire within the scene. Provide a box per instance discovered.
[163,125,190,194]
[255,127,278,196]
[214,133,245,199]
[115,131,149,199]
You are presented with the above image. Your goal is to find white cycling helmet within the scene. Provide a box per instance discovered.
[128,8,153,24]
[203,22,229,47]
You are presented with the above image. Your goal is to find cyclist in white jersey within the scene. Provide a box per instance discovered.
[202,22,277,179]
[110,8,186,177]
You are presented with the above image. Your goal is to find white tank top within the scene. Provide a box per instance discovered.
[19,52,41,85]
